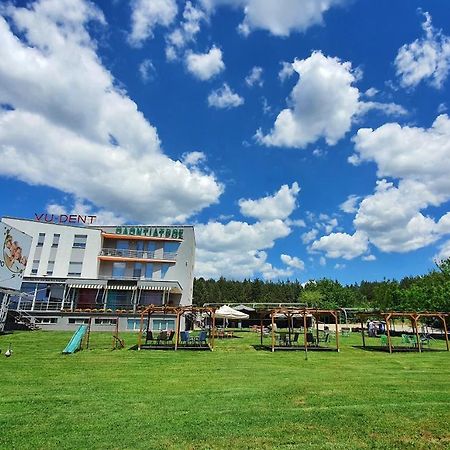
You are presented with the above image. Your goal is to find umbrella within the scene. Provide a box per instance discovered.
[233,304,255,313]
[215,305,249,328]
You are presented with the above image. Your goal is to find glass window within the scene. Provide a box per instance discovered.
[161,264,169,279]
[146,241,156,252]
[31,260,39,275]
[68,262,82,276]
[164,242,180,253]
[116,240,129,250]
[46,261,55,276]
[112,262,126,278]
[152,319,175,331]
[94,318,117,325]
[73,234,87,248]
[37,233,45,247]
[68,318,89,324]
[127,319,148,331]
[136,241,144,252]
[35,317,58,324]
[145,263,153,279]
[52,234,60,247]
[133,262,142,278]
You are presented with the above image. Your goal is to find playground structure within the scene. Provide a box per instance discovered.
[137,305,216,350]
[356,311,449,353]
[62,316,125,354]
[265,307,340,352]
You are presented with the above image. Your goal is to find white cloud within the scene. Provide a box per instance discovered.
[334,263,345,270]
[195,219,292,279]
[362,254,376,261]
[301,229,318,244]
[138,58,156,82]
[0,0,223,224]
[185,46,225,80]
[128,0,178,47]
[239,182,300,220]
[340,195,361,214]
[256,52,360,149]
[319,256,326,266]
[207,83,244,109]
[310,231,369,260]
[165,1,206,60]
[363,87,379,98]
[434,239,450,263]
[245,66,263,87]
[257,51,407,150]
[395,11,450,89]
[278,61,295,82]
[318,115,450,257]
[286,218,306,228]
[181,151,207,167]
[201,0,347,37]
[281,254,305,270]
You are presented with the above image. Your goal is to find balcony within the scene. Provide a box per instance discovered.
[98,248,177,262]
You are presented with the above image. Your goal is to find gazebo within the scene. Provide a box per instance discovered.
[137,305,216,351]
[356,311,449,353]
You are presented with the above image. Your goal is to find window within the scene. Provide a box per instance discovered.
[112,262,126,278]
[161,264,169,279]
[164,242,180,253]
[127,319,148,331]
[73,234,87,248]
[34,317,58,324]
[94,318,117,325]
[133,262,143,278]
[68,318,89,324]
[116,240,129,250]
[47,261,55,276]
[145,263,153,279]
[31,260,39,275]
[146,241,156,252]
[37,233,45,247]
[52,234,60,247]
[68,262,82,276]
[136,241,144,252]
[153,319,175,331]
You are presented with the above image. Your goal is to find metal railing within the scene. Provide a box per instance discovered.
[99,248,177,261]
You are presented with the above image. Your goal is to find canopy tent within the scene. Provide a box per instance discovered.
[215,305,249,320]
[233,304,256,313]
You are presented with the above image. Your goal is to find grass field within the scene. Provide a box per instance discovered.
[0,330,449,450]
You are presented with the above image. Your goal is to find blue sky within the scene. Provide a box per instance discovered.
[1,0,450,283]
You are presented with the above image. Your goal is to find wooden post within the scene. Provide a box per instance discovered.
[333,312,339,352]
[137,310,145,350]
[385,313,393,354]
[271,311,275,352]
[315,313,320,346]
[112,316,119,350]
[440,314,449,351]
[413,315,421,353]
[360,319,366,348]
[287,312,292,346]
[260,314,263,346]
[303,310,308,358]
[211,310,216,351]
[85,317,92,350]
[174,310,181,351]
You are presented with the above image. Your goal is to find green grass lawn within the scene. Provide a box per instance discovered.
[0,330,449,450]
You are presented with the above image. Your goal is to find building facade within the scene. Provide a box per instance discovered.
[2,217,195,332]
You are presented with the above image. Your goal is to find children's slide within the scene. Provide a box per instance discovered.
[62,325,88,354]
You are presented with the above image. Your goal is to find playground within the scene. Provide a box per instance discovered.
[1,329,449,450]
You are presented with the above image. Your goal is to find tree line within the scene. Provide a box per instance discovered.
[193,258,450,312]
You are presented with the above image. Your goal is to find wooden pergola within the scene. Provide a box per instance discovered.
[268,307,340,352]
[137,305,216,351]
[357,311,449,353]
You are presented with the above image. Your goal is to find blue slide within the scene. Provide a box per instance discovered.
[62,325,88,354]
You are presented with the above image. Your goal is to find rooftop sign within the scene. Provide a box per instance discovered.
[34,213,97,224]
[115,226,184,239]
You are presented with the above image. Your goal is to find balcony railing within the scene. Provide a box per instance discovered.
[99,248,177,261]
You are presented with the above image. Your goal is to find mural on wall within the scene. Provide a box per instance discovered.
[1,222,32,291]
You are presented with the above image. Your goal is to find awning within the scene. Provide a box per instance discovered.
[234,304,256,312]
[69,284,106,289]
[137,281,182,292]
[107,285,137,290]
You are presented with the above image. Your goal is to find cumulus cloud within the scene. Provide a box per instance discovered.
[281,254,305,270]
[434,239,450,263]
[256,51,406,150]
[395,11,450,89]
[245,66,263,87]
[340,195,361,214]
[195,219,292,279]
[278,61,295,82]
[310,231,369,260]
[128,0,178,47]
[238,182,300,220]
[185,46,225,80]
[181,151,207,167]
[314,115,450,259]
[207,83,244,109]
[165,1,206,60]
[301,229,318,245]
[201,0,347,37]
[139,58,156,82]
[0,0,223,223]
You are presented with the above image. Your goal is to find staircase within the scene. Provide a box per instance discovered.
[6,310,41,331]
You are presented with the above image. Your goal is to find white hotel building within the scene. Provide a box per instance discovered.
[2,217,195,332]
